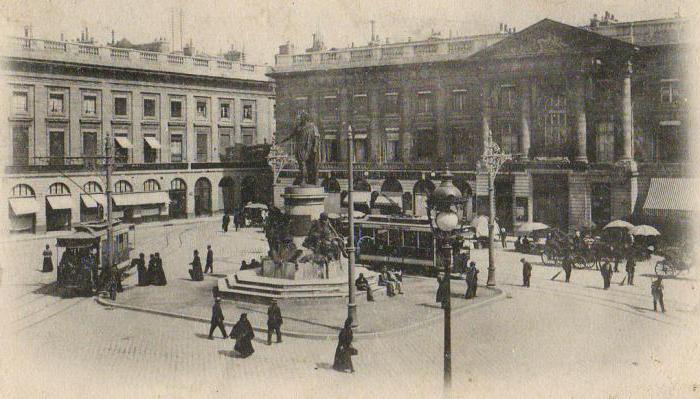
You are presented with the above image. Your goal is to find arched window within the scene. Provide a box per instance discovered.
[171,178,187,191]
[83,181,103,193]
[48,182,71,195]
[143,179,161,192]
[11,184,35,198]
[380,177,403,193]
[413,179,436,196]
[114,180,133,193]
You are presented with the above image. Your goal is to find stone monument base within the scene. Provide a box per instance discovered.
[260,256,343,280]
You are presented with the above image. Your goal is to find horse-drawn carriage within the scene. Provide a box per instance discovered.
[655,246,693,277]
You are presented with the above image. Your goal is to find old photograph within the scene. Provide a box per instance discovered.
[0,0,698,397]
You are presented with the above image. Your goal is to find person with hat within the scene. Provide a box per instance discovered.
[651,276,665,312]
[333,318,355,373]
[133,253,147,286]
[465,261,479,298]
[208,297,227,339]
[152,252,167,286]
[625,251,636,285]
[267,299,283,345]
[204,245,214,274]
[188,250,203,281]
[600,259,613,290]
[521,258,532,287]
[230,313,255,358]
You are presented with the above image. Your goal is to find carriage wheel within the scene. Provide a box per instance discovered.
[655,260,673,277]
[573,255,588,269]
[541,249,554,266]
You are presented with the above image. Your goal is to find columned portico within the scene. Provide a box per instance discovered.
[368,82,382,162]
[573,74,588,163]
[481,83,492,146]
[620,60,634,162]
[399,80,413,161]
[338,85,350,161]
[519,79,531,159]
[436,79,450,159]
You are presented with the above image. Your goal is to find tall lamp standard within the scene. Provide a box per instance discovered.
[427,170,465,395]
[479,136,512,287]
[346,125,357,326]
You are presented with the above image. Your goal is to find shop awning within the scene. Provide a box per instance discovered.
[374,195,401,206]
[112,191,169,207]
[46,195,73,210]
[81,194,107,208]
[114,136,133,149]
[342,191,371,206]
[643,178,700,215]
[9,197,38,215]
[144,136,162,149]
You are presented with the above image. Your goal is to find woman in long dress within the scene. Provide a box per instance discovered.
[230,313,255,358]
[42,245,53,273]
[333,318,355,373]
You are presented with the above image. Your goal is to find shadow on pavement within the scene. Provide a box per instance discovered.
[314,362,334,371]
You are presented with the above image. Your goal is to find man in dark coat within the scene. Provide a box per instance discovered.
[230,313,255,358]
[333,318,355,373]
[208,297,227,339]
[500,227,507,248]
[42,244,54,272]
[600,260,612,290]
[521,258,532,287]
[652,277,665,312]
[222,212,230,233]
[152,252,167,286]
[562,251,573,283]
[134,253,147,286]
[267,299,283,345]
[204,245,214,274]
[189,250,203,281]
[626,253,636,285]
[355,273,374,302]
[436,275,448,307]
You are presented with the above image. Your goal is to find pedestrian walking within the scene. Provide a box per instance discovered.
[230,313,255,358]
[626,253,636,285]
[464,265,474,299]
[189,250,204,281]
[332,318,355,373]
[500,227,507,248]
[651,277,665,312]
[267,299,283,345]
[600,260,612,289]
[208,297,227,339]
[562,251,572,283]
[133,253,147,286]
[204,245,214,274]
[146,254,155,284]
[436,275,448,307]
[234,210,243,231]
[222,212,230,233]
[521,258,532,287]
[42,244,54,273]
[472,265,479,297]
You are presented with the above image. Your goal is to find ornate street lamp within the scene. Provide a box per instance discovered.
[478,136,512,287]
[266,137,294,185]
[427,170,466,394]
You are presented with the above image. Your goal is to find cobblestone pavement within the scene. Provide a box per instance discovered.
[1,223,699,398]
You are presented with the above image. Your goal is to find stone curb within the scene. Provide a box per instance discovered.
[94,286,505,341]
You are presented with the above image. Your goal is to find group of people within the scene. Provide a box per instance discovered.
[188,246,214,281]
[435,261,480,308]
[377,267,403,296]
[134,252,167,286]
[208,297,284,358]
[221,210,247,233]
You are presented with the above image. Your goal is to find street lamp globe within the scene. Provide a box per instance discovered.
[436,211,459,232]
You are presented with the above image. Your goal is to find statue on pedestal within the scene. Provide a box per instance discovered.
[301,213,347,266]
[277,111,320,186]
[263,205,299,264]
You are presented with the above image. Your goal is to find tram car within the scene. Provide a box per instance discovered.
[353,214,470,276]
[55,220,135,295]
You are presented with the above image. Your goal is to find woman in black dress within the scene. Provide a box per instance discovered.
[230,313,255,358]
[333,318,355,373]
[42,245,53,272]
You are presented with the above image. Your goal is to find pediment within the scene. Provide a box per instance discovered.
[473,19,636,60]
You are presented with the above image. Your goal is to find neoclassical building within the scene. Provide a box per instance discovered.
[270,16,692,235]
[2,35,274,234]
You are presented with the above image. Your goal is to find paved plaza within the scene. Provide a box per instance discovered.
[1,220,699,398]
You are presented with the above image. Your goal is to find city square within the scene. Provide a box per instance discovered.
[1,1,700,398]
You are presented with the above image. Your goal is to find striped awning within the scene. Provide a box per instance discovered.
[46,195,72,210]
[9,197,39,215]
[113,191,169,207]
[81,194,107,208]
[643,178,700,216]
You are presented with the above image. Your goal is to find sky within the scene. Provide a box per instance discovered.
[0,0,695,65]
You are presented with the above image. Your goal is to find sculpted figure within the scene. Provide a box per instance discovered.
[278,111,320,186]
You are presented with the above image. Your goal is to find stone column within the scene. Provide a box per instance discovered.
[368,83,382,162]
[519,79,531,159]
[436,79,450,160]
[399,80,413,161]
[338,85,350,161]
[573,75,588,163]
[481,82,492,148]
[620,61,634,161]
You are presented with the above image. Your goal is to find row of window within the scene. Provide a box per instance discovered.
[10,124,257,166]
[290,79,683,120]
[11,89,258,123]
[10,179,180,200]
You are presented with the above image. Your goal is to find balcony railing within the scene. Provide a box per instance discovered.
[4,36,270,81]
[5,159,268,174]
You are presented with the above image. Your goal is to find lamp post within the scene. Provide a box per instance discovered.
[427,170,465,396]
[479,136,512,287]
[346,125,357,326]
